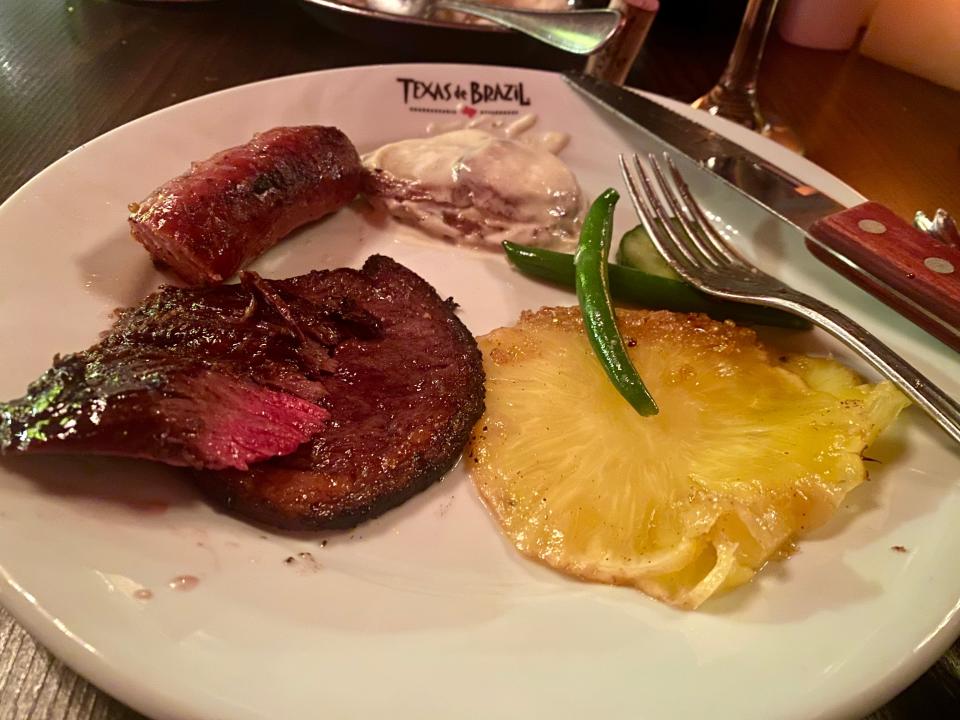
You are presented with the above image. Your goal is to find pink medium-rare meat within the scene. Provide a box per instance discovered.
[128,126,364,286]
[0,362,328,471]
[0,269,394,470]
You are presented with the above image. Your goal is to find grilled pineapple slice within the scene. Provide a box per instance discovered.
[468,307,908,609]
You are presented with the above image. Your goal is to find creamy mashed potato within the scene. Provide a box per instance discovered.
[363,126,582,248]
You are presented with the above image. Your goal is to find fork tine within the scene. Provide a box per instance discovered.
[619,155,700,281]
[645,154,727,268]
[663,155,751,267]
[631,155,702,268]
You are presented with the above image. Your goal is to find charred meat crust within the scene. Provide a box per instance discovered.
[1,254,484,529]
[193,255,486,530]
[129,126,364,286]
[0,271,362,470]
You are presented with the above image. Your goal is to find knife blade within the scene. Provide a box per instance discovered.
[564,71,960,352]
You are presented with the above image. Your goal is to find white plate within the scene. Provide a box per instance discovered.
[1,65,958,720]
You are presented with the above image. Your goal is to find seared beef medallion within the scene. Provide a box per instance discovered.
[195,255,485,530]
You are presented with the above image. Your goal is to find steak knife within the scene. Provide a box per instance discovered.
[564,71,960,352]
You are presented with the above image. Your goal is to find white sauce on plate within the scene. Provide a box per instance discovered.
[363,115,582,248]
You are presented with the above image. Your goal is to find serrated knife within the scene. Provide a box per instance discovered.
[564,71,960,352]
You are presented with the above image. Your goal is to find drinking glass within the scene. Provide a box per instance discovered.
[692,0,801,151]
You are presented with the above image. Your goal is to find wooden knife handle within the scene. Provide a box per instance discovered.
[807,201,960,352]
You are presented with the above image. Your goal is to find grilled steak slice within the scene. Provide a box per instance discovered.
[0,270,397,470]
[193,255,486,530]
[129,126,364,286]
[0,361,328,471]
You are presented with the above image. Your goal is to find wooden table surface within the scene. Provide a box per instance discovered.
[1,1,958,718]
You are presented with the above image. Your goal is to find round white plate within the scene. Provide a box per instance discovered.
[1,65,958,720]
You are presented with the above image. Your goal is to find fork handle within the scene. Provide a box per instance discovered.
[773,291,960,444]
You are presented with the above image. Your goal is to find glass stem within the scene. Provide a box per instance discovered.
[694,0,780,130]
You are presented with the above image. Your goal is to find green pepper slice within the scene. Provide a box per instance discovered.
[574,189,659,417]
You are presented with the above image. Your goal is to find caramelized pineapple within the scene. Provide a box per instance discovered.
[468,307,908,609]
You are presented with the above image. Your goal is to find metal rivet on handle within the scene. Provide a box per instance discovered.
[924,257,955,274]
[858,219,887,234]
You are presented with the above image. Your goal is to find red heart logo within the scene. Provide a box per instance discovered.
[462,106,477,118]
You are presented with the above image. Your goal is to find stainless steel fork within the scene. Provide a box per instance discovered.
[620,152,960,445]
